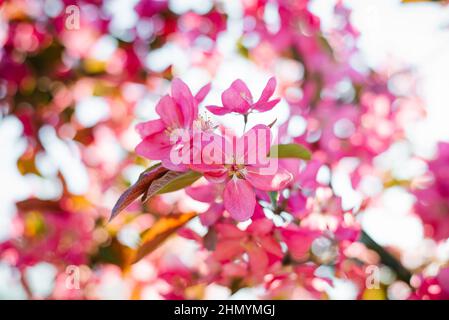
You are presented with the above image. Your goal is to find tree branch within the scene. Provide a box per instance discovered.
[360,230,412,283]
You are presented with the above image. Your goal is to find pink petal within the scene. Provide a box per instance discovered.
[221,80,252,113]
[199,203,224,226]
[252,203,266,220]
[252,98,280,112]
[248,244,269,277]
[236,124,272,165]
[161,158,190,172]
[223,178,255,221]
[281,228,320,261]
[245,166,292,191]
[178,228,202,242]
[437,267,449,294]
[195,83,211,103]
[206,105,232,115]
[298,160,322,190]
[135,132,171,160]
[171,78,197,127]
[257,77,276,103]
[155,95,183,128]
[215,223,246,238]
[258,235,283,257]
[279,159,301,181]
[196,132,233,166]
[230,79,253,103]
[203,171,229,183]
[135,119,165,138]
[287,192,309,219]
[214,239,245,261]
[247,218,273,235]
[185,184,217,203]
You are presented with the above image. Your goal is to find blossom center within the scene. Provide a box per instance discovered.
[227,164,247,179]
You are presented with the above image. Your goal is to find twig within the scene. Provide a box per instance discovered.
[360,230,412,283]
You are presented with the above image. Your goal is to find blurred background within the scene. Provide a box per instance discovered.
[1,0,449,299]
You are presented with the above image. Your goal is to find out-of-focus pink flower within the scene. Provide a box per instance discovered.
[185,181,224,226]
[281,227,320,261]
[264,265,325,299]
[0,204,94,268]
[213,219,283,279]
[414,142,449,241]
[206,77,280,115]
[135,79,211,171]
[134,0,168,18]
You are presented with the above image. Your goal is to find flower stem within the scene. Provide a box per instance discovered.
[243,113,248,133]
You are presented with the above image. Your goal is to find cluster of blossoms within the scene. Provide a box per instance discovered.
[0,0,448,300]
[135,77,292,221]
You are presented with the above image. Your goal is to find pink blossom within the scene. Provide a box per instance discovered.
[135,79,211,171]
[191,125,292,221]
[410,267,449,300]
[213,219,283,279]
[206,77,280,115]
[185,181,225,226]
[414,142,449,241]
[281,227,320,262]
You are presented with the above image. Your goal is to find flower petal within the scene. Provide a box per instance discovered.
[155,95,183,128]
[248,244,269,277]
[256,77,276,103]
[185,184,217,203]
[221,80,252,113]
[281,228,320,261]
[206,105,232,115]
[223,178,255,221]
[135,119,165,138]
[135,132,171,160]
[258,235,283,257]
[203,170,229,183]
[252,98,280,112]
[245,166,293,191]
[214,239,245,261]
[215,223,246,238]
[171,78,197,127]
[195,83,211,103]
[199,203,224,226]
[236,124,272,165]
[230,79,253,103]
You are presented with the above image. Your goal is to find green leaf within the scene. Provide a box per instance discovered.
[143,170,203,201]
[268,143,311,160]
[269,191,279,209]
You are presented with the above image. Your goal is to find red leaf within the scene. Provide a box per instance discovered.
[110,164,168,221]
